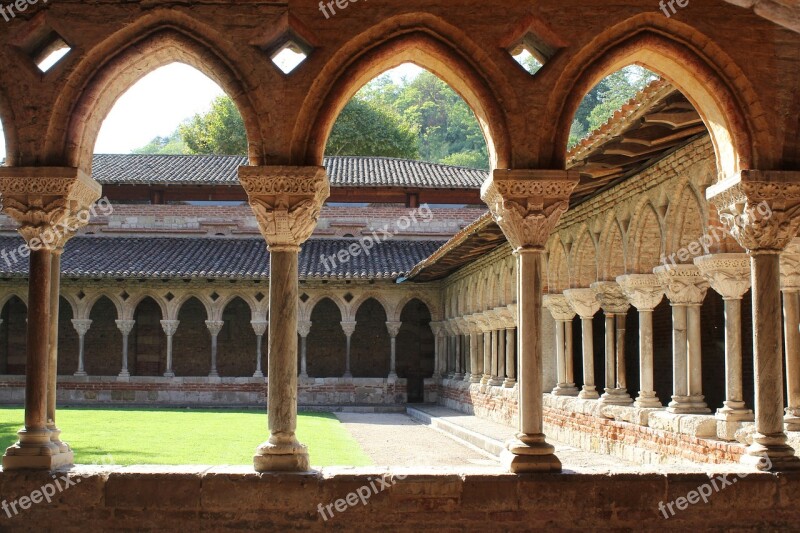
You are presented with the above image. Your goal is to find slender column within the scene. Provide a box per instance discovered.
[206,320,224,378]
[386,321,401,379]
[452,319,465,380]
[480,315,492,386]
[564,289,600,399]
[654,265,710,413]
[493,308,507,385]
[503,303,517,387]
[341,321,357,378]
[780,251,800,430]
[482,168,577,473]
[241,165,328,472]
[430,321,445,380]
[46,251,69,453]
[591,281,633,405]
[544,294,578,396]
[251,320,268,378]
[617,274,665,408]
[298,320,311,378]
[466,316,483,383]
[71,319,92,377]
[115,320,135,379]
[160,320,179,378]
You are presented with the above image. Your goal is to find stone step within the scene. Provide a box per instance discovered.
[406,405,505,457]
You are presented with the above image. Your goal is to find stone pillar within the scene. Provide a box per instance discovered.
[708,171,800,469]
[564,289,600,399]
[695,254,754,421]
[385,321,401,379]
[1,167,100,470]
[252,320,268,378]
[544,294,579,396]
[780,250,800,430]
[481,168,577,473]
[206,320,224,378]
[160,320,179,378]
[71,319,92,377]
[493,308,509,385]
[654,264,710,414]
[240,165,329,472]
[115,320,135,380]
[452,319,466,380]
[298,320,311,379]
[503,303,517,387]
[590,281,633,405]
[479,315,493,386]
[445,320,457,378]
[617,274,665,409]
[465,315,483,383]
[430,321,445,380]
[341,321,357,378]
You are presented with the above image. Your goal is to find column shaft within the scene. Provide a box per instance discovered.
[579,318,597,399]
[783,291,800,429]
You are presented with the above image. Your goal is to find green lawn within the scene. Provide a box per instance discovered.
[0,407,372,467]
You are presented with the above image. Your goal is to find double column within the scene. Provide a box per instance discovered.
[617,275,664,408]
[71,319,92,376]
[465,315,484,383]
[252,320,268,378]
[564,289,600,399]
[543,295,578,396]
[341,321,357,378]
[386,321,402,379]
[653,264,710,414]
[590,281,633,405]
[481,168,578,473]
[502,304,517,388]
[161,320,179,377]
[240,165,329,472]
[780,250,800,430]
[1,167,101,470]
[708,170,800,469]
[430,321,446,380]
[116,319,135,379]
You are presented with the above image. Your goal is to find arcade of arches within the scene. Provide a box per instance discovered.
[0,1,799,529]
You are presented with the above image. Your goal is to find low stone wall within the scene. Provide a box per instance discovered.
[437,378,518,427]
[0,466,798,531]
[0,376,438,406]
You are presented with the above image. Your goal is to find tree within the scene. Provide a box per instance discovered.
[132,130,189,155]
[179,96,248,155]
[326,99,419,158]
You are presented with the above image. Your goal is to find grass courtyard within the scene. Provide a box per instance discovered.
[0,407,372,466]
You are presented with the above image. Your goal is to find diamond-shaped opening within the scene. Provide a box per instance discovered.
[508,30,556,76]
[210,292,220,301]
[165,292,175,302]
[270,41,308,75]
[120,291,130,301]
[255,292,265,302]
[77,290,86,300]
[510,46,543,76]
[300,293,310,303]
[30,31,71,73]
[343,292,354,303]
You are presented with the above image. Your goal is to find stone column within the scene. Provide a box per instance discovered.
[46,250,70,454]
[71,319,92,377]
[160,320,179,378]
[503,303,517,387]
[297,320,311,378]
[1,167,100,470]
[445,320,457,378]
[205,320,224,378]
[465,315,483,383]
[479,315,493,386]
[430,321,445,380]
[251,320,268,378]
[654,264,710,414]
[695,254,754,422]
[493,308,509,385]
[481,168,577,473]
[115,320,135,379]
[780,250,800,430]
[544,294,579,396]
[385,321,401,379]
[590,281,633,405]
[240,165,329,472]
[452,318,466,380]
[617,274,665,408]
[341,321,357,378]
[708,171,800,469]
[564,289,600,399]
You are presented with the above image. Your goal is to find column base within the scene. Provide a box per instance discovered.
[488,376,504,387]
[667,395,710,414]
[343,372,353,379]
[634,391,662,409]
[502,378,517,388]
[73,371,87,377]
[501,434,561,473]
[552,383,579,396]
[453,373,464,381]
[47,426,72,454]
[469,373,482,383]
[578,386,599,400]
[253,371,264,378]
[599,388,633,405]
[163,371,175,378]
[480,374,491,385]
[2,429,73,470]
[299,373,308,379]
[209,371,219,378]
[253,436,310,472]
[742,434,800,471]
[715,406,754,422]
[785,409,800,431]
[446,372,456,380]
[387,372,397,380]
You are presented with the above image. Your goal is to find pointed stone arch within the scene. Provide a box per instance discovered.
[598,214,626,281]
[571,227,598,288]
[628,200,665,274]
[664,183,708,261]
[547,237,570,293]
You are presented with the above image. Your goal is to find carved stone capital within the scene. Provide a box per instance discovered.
[590,281,630,314]
[543,294,576,321]
[251,320,268,336]
[616,274,665,311]
[297,320,312,337]
[160,319,180,336]
[340,321,357,337]
[505,303,518,327]
[563,288,600,319]
[707,170,800,253]
[453,317,470,335]
[429,321,446,337]
[481,170,578,250]
[114,319,135,336]
[494,307,515,328]
[385,321,402,337]
[653,264,709,305]
[694,253,751,300]
[205,320,225,336]
[71,318,92,336]
[238,166,330,251]
[0,168,102,249]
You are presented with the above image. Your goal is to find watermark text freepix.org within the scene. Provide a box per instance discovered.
[319,0,365,19]
[318,473,406,521]
[0,0,48,23]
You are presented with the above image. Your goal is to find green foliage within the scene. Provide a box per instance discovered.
[131,130,189,155]
[179,96,248,155]
[326,99,418,158]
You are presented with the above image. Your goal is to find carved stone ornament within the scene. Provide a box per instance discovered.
[564,288,600,319]
[238,166,330,251]
[160,320,180,336]
[0,168,102,249]
[251,320,269,336]
[653,264,709,305]
[115,319,136,336]
[297,320,312,337]
[589,281,630,314]
[480,170,579,251]
[707,170,800,253]
[616,274,665,311]
[694,253,751,300]
[543,294,576,321]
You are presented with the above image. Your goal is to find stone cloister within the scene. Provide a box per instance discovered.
[0,0,799,529]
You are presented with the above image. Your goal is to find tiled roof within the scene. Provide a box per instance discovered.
[0,236,443,280]
[91,155,487,189]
